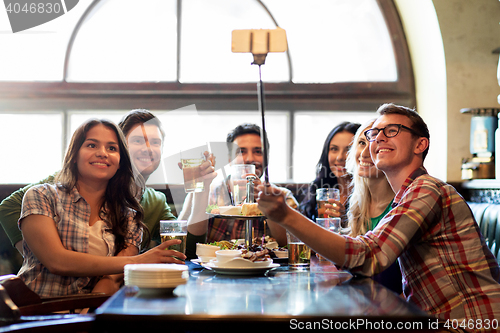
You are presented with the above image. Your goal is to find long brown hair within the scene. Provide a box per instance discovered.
[298,122,360,220]
[55,119,149,254]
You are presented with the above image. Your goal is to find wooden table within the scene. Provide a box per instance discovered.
[94,259,434,332]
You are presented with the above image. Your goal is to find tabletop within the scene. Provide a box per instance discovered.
[94,260,434,332]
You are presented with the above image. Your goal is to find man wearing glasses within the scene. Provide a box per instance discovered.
[257,103,500,327]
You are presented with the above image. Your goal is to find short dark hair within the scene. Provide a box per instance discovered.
[118,109,165,140]
[226,123,270,159]
[376,103,430,160]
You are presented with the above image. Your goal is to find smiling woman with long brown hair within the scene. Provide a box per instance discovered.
[17,119,185,297]
[299,121,360,222]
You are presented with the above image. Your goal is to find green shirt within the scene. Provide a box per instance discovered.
[0,173,57,247]
[369,200,394,230]
[141,187,176,247]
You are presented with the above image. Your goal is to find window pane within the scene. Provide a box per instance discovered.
[293,111,376,183]
[0,113,62,183]
[150,109,289,183]
[70,109,289,184]
[263,0,397,83]
[69,111,127,146]
[180,0,289,83]
[67,0,177,82]
[0,0,93,81]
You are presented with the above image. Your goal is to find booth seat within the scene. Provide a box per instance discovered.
[467,202,500,264]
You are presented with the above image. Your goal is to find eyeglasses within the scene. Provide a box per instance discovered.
[364,124,421,142]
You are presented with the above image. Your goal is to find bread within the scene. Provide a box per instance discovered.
[219,206,242,215]
[241,203,263,216]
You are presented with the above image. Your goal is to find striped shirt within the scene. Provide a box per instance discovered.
[342,167,500,324]
[17,183,142,297]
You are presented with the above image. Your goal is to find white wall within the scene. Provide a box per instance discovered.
[395,0,500,182]
[394,0,447,181]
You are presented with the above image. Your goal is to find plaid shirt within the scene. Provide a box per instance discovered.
[342,167,500,324]
[207,177,297,242]
[17,184,142,297]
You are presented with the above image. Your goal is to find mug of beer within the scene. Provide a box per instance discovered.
[316,188,340,218]
[286,231,311,269]
[160,220,188,254]
[181,158,205,193]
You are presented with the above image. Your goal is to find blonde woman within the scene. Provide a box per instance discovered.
[345,119,402,293]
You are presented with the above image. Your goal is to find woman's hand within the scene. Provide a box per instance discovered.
[325,199,345,218]
[135,239,186,264]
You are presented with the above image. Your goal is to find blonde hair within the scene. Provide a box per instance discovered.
[346,119,376,237]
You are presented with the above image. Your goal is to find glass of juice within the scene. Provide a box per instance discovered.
[316,188,340,218]
[160,220,188,254]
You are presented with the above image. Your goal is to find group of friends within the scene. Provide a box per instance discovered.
[0,103,499,329]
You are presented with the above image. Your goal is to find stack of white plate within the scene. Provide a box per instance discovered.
[124,264,189,290]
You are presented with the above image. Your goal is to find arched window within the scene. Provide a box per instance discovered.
[0,0,414,183]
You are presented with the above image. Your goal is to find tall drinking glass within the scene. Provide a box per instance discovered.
[315,217,341,262]
[230,164,255,205]
[316,217,341,233]
[316,188,340,218]
[286,231,311,269]
[181,158,205,193]
[160,220,188,254]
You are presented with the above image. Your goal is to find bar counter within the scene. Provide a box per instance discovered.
[94,259,433,332]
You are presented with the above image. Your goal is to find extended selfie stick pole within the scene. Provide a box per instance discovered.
[252,43,270,185]
[232,28,286,247]
[256,64,270,185]
[233,27,286,185]
[241,42,269,249]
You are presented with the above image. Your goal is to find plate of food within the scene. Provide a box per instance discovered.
[203,261,280,275]
[195,237,288,264]
[202,249,279,275]
[206,203,266,219]
[197,246,280,275]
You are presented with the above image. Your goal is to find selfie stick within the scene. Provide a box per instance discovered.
[232,28,287,186]
[249,30,272,185]
[254,61,270,185]
[232,28,287,247]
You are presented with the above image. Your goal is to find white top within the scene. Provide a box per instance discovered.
[88,220,113,256]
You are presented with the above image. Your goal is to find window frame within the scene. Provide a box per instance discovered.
[0,0,414,182]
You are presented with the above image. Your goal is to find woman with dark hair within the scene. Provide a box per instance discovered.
[0,109,215,259]
[17,119,185,297]
[299,121,360,221]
